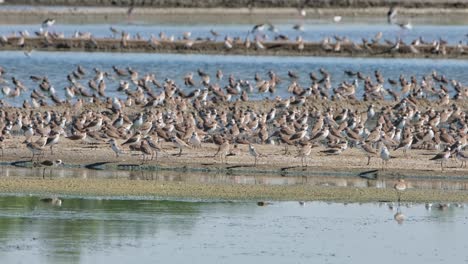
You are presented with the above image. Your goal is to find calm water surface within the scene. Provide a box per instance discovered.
[0,196,466,264]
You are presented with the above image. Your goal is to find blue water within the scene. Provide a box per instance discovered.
[0,196,466,264]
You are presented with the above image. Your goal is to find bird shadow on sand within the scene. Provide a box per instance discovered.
[85,162,112,170]
[226,165,257,169]
[281,166,309,171]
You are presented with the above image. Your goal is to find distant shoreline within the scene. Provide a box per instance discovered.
[1,36,467,60]
[0,7,467,25]
[2,0,468,9]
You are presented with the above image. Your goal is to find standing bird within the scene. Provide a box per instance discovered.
[39,159,63,179]
[109,139,124,158]
[297,143,312,167]
[45,131,60,155]
[214,141,230,164]
[249,144,260,166]
[455,150,468,168]
[25,141,44,161]
[189,131,202,148]
[380,143,391,170]
[394,179,407,203]
[122,131,142,146]
[145,136,163,161]
[171,135,191,156]
[430,147,451,171]
[139,140,153,163]
[358,141,377,165]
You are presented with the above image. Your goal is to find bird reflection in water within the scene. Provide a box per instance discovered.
[394,209,405,225]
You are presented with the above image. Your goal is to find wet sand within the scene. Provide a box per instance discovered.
[2,36,467,59]
[1,176,468,202]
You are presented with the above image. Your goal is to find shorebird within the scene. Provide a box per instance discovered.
[297,143,312,167]
[394,134,413,157]
[122,131,142,146]
[109,139,124,158]
[394,179,407,203]
[214,141,230,164]
[171,135,191,156]
[455,150,468,168]
[38,159,63,179]
[430,147,451,171]
[387,6,397,24]
[380,143,391,170]
[25,141,44,161]
[189,131,202,148]
[249,144,260,166]
[65,131,87,142]
[45,131,60,155]
[145,136,163,161]
[41,18,55,29]
[358,141,377,165]
[139,140,153,163]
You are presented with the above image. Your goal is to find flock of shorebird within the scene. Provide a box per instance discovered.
[0,63,466,171]
[1,6,466,57]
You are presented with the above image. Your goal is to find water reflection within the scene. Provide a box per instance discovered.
[0,196,203,263]
[0,197,465,263]
[1,166,468,192]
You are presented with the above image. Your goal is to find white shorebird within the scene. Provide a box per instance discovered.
[109,139,124,158]
[249,144,260,166]
[380,143,391,170]
[189,131,202,148]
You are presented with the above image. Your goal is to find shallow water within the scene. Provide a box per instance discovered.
[0,51,467,105]
[0,195,466,264]
[1,23,467,44]
[2,166,468,192]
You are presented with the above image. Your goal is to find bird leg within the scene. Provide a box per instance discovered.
[178,148,182,157]
[367,156,371,166]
